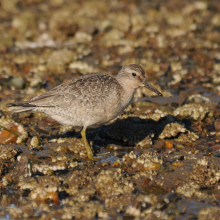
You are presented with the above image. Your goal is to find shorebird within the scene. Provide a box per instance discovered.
[10,64,162,160]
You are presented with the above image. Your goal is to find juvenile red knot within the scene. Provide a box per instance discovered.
[10,64,162,160]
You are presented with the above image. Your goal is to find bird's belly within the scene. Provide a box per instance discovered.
[39,98,126,127]
[37,106,84,126]
[83,106,121,127]
[83,98,131,127]
[39,105,119,127]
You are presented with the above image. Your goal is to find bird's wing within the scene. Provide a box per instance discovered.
[24,74,116,108]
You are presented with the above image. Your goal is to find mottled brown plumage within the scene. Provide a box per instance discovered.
[11,64,162,159]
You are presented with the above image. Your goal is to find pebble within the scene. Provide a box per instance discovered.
[165,141,173,149]
[43,192,59,205]
[153,140,165,150]
[30,136,40,148]
[9,77,25,89]
[176,144,185,150]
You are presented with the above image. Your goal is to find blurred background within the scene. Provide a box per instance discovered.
[0,0,220,102]
[1,1,220,219]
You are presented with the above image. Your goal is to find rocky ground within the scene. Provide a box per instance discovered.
[0,0,220,219]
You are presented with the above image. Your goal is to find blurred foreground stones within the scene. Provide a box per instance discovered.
[1,0,220,219]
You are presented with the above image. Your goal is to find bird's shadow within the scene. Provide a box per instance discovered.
[62,114,191,147]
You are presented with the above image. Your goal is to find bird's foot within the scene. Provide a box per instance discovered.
[87,153,104,160]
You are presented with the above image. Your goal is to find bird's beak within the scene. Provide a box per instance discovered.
[143,80,163,96]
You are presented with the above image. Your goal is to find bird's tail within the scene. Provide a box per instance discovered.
[8,102,36,113]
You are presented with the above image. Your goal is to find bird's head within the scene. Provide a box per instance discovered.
[117,64,162,96]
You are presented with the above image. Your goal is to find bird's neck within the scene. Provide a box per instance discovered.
[116,76,137,107]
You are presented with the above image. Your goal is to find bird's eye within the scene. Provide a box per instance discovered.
[132,73,136,77]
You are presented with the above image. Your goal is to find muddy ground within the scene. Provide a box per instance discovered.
[0,0,220,219]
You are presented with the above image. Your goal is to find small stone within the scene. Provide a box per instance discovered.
[153,140,165,150]
[141,144,152,149]
[176,144,185,150]
[43,192,59,205]
[165,141,173,149]
[30,136,40,148]
[209,131,216,137]
[9,77,25,89]
[29,76,42,88]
